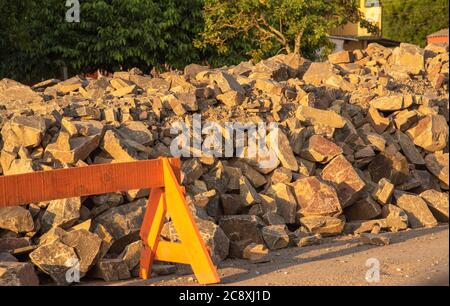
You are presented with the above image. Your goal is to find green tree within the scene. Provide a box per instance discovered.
[196,0,378,61]
[0,0,204,83]
[382,0,449,47]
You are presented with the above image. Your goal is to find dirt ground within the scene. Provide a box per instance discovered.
[90,225,449,286]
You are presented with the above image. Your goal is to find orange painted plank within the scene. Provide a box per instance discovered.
[140,188,166,279]
[0,159,179,208]
[154,241,190,265]
[162,159,220,285]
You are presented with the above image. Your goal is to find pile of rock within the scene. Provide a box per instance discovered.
[0,42,449,285]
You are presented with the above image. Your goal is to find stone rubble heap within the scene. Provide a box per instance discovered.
[0,42,449,285]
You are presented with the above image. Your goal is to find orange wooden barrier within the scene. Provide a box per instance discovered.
[0,157,220,285]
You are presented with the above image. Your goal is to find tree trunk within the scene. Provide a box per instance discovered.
[293,31,303,55]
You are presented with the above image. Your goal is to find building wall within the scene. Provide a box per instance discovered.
[331,0,382,37]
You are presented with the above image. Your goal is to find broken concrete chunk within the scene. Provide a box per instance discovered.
[396,130,425,165]
[381,204,409,232]
[261,225,289,250]
[265,183,297,224]
[293,176,341,217]
[394,192,438,228]
[60,229,102,274]
[372,178,394,205]
[367,107,390,134]
[91,258,131,282]
[1,115,46,148]
[344,194,382,221]
[406,114,449,152]
[0,262,39,286]
[29,240,79,285]
[210,72,245,95]
[299,215,345,236]
[268,129,298,171]
[296,105,346,128]
[328,51,352,64]
[391,43,425,75]
[368,149,410,186]
[94,198,146,254]
[219,215,264,245]
[239,176,260,206]
[321,155,366,207]
[300,135,343,163]
[420,190,449,222]
[41,197,81,232]
[425,152,449,186]
[0,207,34,233]
[370,95,412,111]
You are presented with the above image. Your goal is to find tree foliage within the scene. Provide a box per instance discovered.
[0,0,204,83]
[382,0,449,47]
[196,0,378,61]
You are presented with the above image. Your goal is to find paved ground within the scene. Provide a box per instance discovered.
[92,225,449,286]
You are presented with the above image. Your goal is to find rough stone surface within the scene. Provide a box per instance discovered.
[395,192,438,228]
[321,155,366,207]
[293,176,341,217]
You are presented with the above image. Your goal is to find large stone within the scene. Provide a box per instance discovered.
[381,204,409,232]
[210,72,245,95]
[29,240,79,285]
[0,262,39,286]
[0,207,34,233]
[321,155,366,207]
[117,121,154,145]
[293,176,342,217]
[367,107,390,134]
[46,131,102,164]
[265,183,297,224]
[181,158,204,185]
[425,152,449,186]
[396,130,425,165]
[60,229,102,274]
[368,148,410,186]
[101,130,143,161]
[0,79,43,108]
[41,197,81,232]
[299,215,345,236]
[420,190,449,222]
[1,115,46,148]
[91,258,131,281]
[239,176,260,206]
[406,115,448,152]
[394,192,438,228]
[94,198,147,254]
[0,237,30,253]
[328,51,352,64]
[302,62,335,86]
[261,225,289,250]
[344,194,382,221]
[217,90,244,107]
[300,135,343,163]
[120,241,143,271]
[219,215,264,245]
[391,43,425,75]
[372,178,394,205]
[296,105,346,128]
[221,194,244,215]
[268,129,298,171]
[370,95,413,111]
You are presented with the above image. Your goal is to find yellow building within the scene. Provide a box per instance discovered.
[330,0,399,52]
